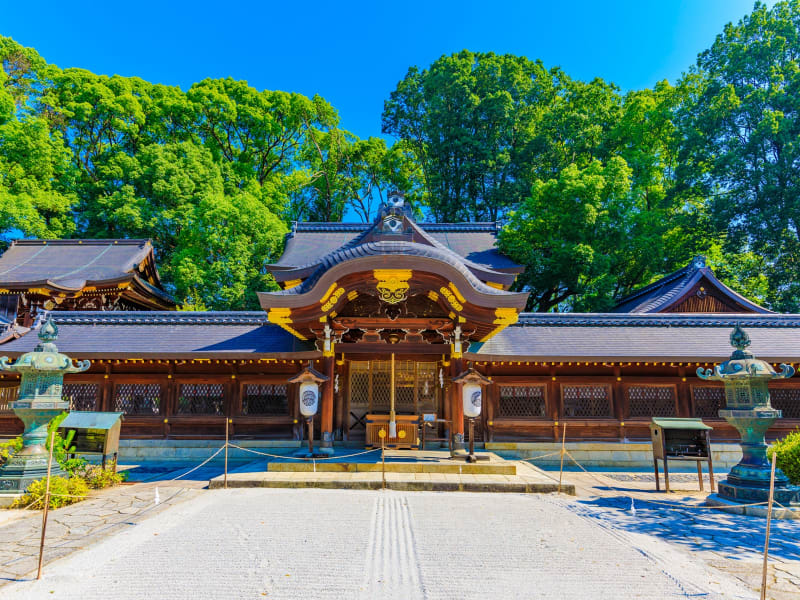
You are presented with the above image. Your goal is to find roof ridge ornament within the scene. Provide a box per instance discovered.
[692,255,707,269]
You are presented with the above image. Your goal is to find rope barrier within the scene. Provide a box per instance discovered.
[560,449,800,513]
[165,445,226,481]
[226,443,381,462]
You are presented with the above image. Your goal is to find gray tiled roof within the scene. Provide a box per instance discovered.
[273,241,516,297]
[612,258,770,313]
[0,311,313,358]
[473,312,800,362]
[0,239,162,291]
[274,222,518,271]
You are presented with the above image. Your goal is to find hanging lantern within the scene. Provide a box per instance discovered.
[463,383,482,418]
[299,382,319,417]
[452,366,492,462]
[287,363,329,458]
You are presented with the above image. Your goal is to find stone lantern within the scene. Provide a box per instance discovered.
[0,317,90,496]
[698,324,800,508]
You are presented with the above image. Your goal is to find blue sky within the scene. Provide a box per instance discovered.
[1,0,776,140]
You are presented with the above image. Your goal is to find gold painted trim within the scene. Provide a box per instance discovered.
[267,307,308,340]
[486,281,504,290]
[439,286,463,312]
[374,269,412,305]
[283,279,302,290]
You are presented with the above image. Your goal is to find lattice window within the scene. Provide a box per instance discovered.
[771,387,800,419]
[242,384,288,415]
[115,383,161,415]
[692,386,725,418]
[348,360,437,414]
[562,385,612,418]
[626,385,676,418]
[498,386,547,417]
[63,383,99,411]
[0,386,18,411]
[177,383,225,415]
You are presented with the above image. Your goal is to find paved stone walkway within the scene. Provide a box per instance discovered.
[0,482,201,587]
[1,488,752,599]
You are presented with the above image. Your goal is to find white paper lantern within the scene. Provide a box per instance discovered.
[299,381,319,417]
[462,382,482,418]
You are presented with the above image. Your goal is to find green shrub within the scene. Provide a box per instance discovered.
[78,464,128,489]
[0,436,23,464]
[768,430,800,485]
[11,476,89,509]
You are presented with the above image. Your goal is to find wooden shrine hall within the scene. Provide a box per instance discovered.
[1,192,800,446]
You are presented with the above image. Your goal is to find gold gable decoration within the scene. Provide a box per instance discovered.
[374,269,412,305]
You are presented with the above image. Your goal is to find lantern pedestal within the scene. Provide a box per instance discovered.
[697,324,800,515]
[715,409,800,506]
[293,417,328,459]
[0,403,68,496]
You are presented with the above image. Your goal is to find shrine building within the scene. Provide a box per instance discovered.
[1,192,799,450]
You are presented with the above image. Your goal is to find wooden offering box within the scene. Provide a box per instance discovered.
[650,417,715,493]
[366,414,420,449]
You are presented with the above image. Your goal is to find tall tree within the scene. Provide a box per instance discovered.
[678,0,800,311]
[383,50,562,222]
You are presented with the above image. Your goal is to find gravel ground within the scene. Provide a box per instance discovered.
[2,488,754,600]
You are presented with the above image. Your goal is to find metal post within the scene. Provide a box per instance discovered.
[558,422,567,494]
[224,417,229,489]
[761,452,778,600]
[37,430,55,580]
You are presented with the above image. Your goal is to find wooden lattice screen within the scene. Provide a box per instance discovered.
[63,383,100,411]
[562,384,612,418]
[771,387,800,419]
[626,385,676,418]
[0,385,18,411]
[498,385,547,417]
[242,383,288,415]
[114,383,161,415]
[177,383,225,415]
[692,386,725,418]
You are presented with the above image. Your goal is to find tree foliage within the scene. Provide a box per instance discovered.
[3,1,800,312]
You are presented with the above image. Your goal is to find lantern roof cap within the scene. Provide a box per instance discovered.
[287,363,329,384]
[452,367,492,385]
[696,324,795,382]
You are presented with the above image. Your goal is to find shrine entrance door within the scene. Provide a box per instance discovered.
[347,359,439,441]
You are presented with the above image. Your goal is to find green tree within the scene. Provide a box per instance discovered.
[383,50,562,222]
[678,0,800,311]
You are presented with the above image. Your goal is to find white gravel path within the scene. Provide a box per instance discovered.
[2,488,754,599]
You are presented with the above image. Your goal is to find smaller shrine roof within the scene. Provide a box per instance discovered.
[0,311,314,358]
[612,257,770,314]
[0,239,174,306]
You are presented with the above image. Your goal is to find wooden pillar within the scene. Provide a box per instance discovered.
[451,358,464,441]
[321,356,335,451]
[548,365,559,441]
[613,366,625,441]
[678,366,691,417]
[101,363,113,412]
[335,358,349,440]
[485,363,494,443]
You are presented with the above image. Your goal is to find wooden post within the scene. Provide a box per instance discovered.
[320,356,335,451]
[381,429,386,490]
[37,430,56,580]
[558,421,567,494]
[761,452,777,600]
[224,417,229,489]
